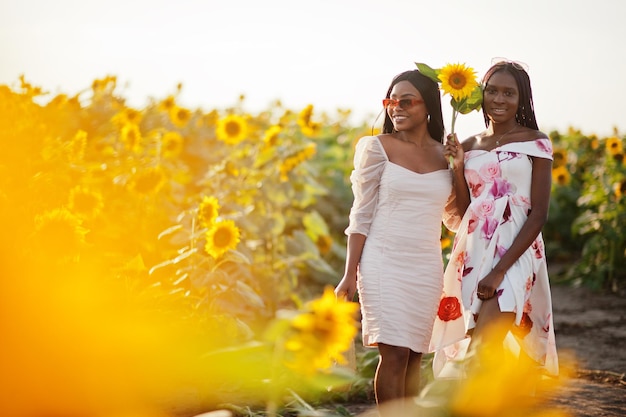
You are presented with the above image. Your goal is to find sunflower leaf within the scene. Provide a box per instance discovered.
[451,86,483,114]
[415,62,440,84]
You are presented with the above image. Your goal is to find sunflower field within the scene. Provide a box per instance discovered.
[0,75,623,417]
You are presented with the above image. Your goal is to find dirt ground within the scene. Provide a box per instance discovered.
[544,283,626,416]
[344,282,626,417]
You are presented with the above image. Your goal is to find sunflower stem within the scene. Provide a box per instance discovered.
[449,109,458,169]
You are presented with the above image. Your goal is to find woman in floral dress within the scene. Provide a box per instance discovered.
[431,60,559,377]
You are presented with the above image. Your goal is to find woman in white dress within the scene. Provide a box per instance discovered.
[435,60,559,377]
[335,70,453,413]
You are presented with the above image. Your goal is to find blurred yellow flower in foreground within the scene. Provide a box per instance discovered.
[205,219,240,258]
[216,114,249,145]
[284,286,359,373]
[418,322,575,417]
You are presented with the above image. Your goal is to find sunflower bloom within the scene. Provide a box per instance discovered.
[263,125,282,147]
[614,180,626,200]
[297,105,321,137]
[216,114,248,145]
[68,186,104,219]
[131,166,166,194]
[438,63,479,101]
[198,196,220,227]
[316,234,333,255]
[169,105,192,127]
[33,208,88,259]
[161,131,184,158]
[552,166,571,186]
[205,219,240,258]
[158,95,176,112]
[112,108,143,126]
[120,123,142,153]
[279,144,317,182]
[284,286,359,374]
[552,149,567,167]
[605,136,623,156]
[69,129,87,161]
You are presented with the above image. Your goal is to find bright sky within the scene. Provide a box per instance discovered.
[2,0,625,137]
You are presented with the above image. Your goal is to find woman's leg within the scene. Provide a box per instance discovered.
[405,350,423,398]
[468,296,515,358]
[375,343,410,405]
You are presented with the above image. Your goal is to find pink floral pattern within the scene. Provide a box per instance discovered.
[430,139,559,377]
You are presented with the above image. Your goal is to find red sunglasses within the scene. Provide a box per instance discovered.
[382,98,424,110]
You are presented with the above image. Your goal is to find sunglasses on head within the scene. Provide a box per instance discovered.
[491,57,529,72]
[382,98,424,110]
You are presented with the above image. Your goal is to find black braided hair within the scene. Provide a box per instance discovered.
[381,70,445,143]
[481,62,539,130]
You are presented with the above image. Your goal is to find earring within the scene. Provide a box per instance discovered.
[427,114,431,123]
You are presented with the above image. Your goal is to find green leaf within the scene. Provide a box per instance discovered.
[451,86,483,114]
[415,62,441,84]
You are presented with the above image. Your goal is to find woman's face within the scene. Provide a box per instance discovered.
[386,80,427,132]
[483,70,519,124]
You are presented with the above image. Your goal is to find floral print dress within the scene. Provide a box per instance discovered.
[429,138,559,377]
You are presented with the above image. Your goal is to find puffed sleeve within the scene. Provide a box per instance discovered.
[344,136,387,236]
[442,190,462,233]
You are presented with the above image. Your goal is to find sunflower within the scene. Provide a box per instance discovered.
[131,166,166,194]
[161,131,184,158]
[33,208,88,259]
[605,136,624,156]
[169,105,192,127]
[552,148,567,168]
[205,219,240,258]
[112,107,143,126]
[263,125,282,147]
[614,179,626,200]
[216,114,248,145]
[198,196,220,227]
[316,234,333,255]
[552,166,571,186]
[438,63,479,102]
[69,129,87,161]
[158,95,176,112]
[68,186,104,219]
[120,123,142,153]
[284,286,359,373]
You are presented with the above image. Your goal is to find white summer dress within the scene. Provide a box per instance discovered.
[430,138,559,377]
[345,136,452,353]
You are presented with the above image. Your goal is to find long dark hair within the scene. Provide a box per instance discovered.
[482,62,539,130]
[381,70,445,143]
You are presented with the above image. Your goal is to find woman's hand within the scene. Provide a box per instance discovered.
[444,133,465,171]
[476,270,505,300]
[335,273,357,302]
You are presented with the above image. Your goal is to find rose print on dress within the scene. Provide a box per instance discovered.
[437,296,463,321]
[476,199,496,219]
[481,217,498,240]
[532,238,544,259]
[490,177,516,199]
[478,161,501,182]
[536,138,553,155]
[465,169,485,198]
